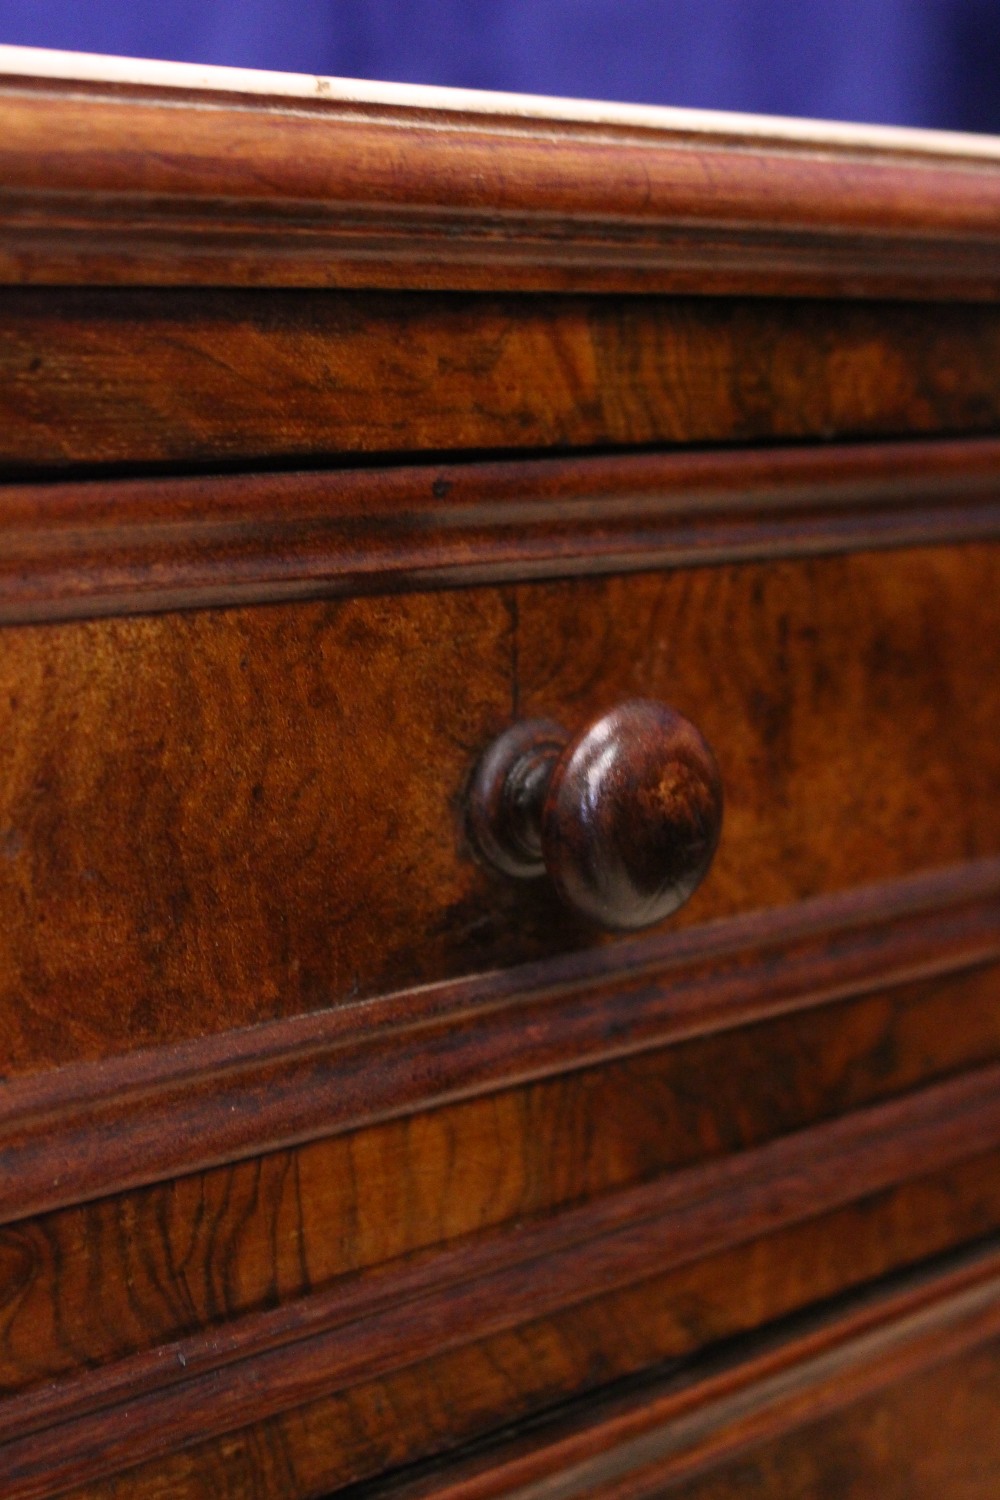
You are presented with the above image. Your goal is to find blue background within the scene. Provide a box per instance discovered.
[0,1,998,132]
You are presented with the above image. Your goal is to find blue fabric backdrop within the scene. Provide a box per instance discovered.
[0,1,997,132]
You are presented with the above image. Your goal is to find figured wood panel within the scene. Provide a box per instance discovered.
[44,1207,1000,1499]
[349,1247,1000,1500]
[3,963,1000,1401]
[2,859,996,1226]
[1,547,999,1073]
[5,292,1000,469]
[2,63,1000,297]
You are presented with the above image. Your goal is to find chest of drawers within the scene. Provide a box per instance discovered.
[1,45,1000,1499]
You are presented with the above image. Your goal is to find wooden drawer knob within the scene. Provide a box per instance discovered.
[467,700,723,931]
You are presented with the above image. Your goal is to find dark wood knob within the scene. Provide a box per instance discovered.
[467,700,722,931]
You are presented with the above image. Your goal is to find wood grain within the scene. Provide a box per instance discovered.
[1,548,999,1075]
[3,53,1000,1500]
[53,1157,1000,1500]
[659,1339,1000,1500]
[1,72,1000,297]
[5,1067,1000,1498]
[356,1244,1000,1500]
[1,860,997,1225]
[5,292,1000,470]
[3,952,1000,1393]
[5,434,1000,626]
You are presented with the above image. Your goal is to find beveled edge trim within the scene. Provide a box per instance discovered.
[1,857,998,1228]
[1,61,1000,295]
[3,437,1000,626]
[4,1067,1000,1496]
[373,1239,1000,1500]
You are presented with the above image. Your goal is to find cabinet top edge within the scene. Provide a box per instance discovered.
[2,44,1000,297]
[1,41,998,161]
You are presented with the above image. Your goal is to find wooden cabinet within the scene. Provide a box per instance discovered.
[0,46,999,1498]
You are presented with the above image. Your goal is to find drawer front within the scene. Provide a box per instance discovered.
[335,1246,1000,1500]
[1,543,999,1074]
[3,966,1000,1498]
[4,290,1000,471]
[2,482,999,1497]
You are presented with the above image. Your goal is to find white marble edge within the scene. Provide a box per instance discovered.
[1,41,1000,161]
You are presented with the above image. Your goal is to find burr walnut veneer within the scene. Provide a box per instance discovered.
[0,45,999,1499]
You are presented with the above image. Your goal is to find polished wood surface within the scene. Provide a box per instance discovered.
[1,50,998,1499]
[1,54,1000,298]
[2,548,999,1075]
[5,292,1000,470]
[662,1340,1000,1500]
[30,1175,1000,1499]
[2,436,1000,626]
[467,702,723,929]
[1,859,997,1225]
[4,959,1000,1395]
[5,1066,1000,1497]
[360,1243,1000,1500]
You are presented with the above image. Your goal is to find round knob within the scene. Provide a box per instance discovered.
[466,700,722,931]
